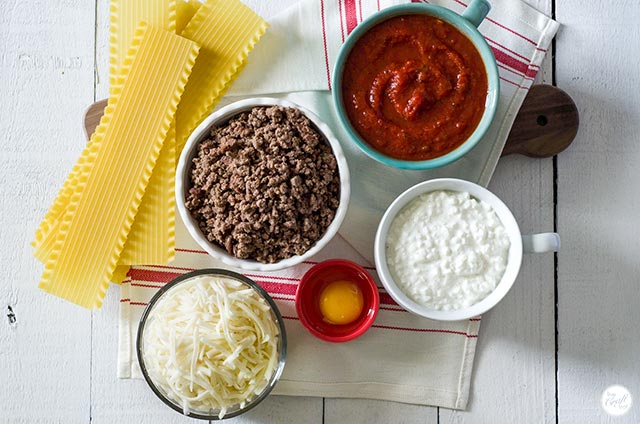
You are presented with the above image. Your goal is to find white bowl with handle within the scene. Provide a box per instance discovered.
[374,178,560,321]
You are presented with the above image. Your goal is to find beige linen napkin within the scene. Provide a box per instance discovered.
[118,0,558,410]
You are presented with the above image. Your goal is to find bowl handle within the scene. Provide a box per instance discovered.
[462,0,491,28]
[522,233,561,253]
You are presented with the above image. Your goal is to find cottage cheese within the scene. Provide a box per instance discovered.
[386,190,510,311]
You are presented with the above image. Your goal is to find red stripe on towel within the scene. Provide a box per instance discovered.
[320,0,332,90]
[380,305,407,312]
[500,76,527,89]
[150,264,196,272]
[127,266,405,309]
[280,314,478,337]
[372,324,478,337]
[345,0,358,35]
[271,295,294,302]
[378,292,400,307]
[131,282,165,289]
[129,269,181,283]
[338,0,346,43]
[244,273,301,282]
[487,17,539,47]
[486,36,532,63]
[128,268,299,297]
[491,46,530,73]
[449,0,540,47]
[498,63,534,80]
[176,247,207,255]
[252,280,298,296]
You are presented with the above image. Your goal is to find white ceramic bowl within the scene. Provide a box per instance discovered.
[176,98,350,272]
[374,178,559,321]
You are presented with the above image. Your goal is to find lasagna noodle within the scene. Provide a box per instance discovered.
[33,1,180,264]
[176,0,201,34]
[33,133,178,267]
[176,0,268,155]
[112,265,131,285]
[33,0,267,265]
[31,79,173,268]
[118,122,176,265]
[120,0,266,262]
[110,0,177,87]
[39,25,199,309]
[110,0,178,264]
[32,97,121,261]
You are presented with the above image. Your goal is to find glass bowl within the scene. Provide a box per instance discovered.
[136,269,287,420]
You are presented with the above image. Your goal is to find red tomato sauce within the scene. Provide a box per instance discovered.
[341,14,488,161]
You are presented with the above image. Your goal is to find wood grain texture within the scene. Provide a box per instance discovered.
[90,2,325,423]
[0,0,570,423]
[325,399,437,424]
[440,1,557,422]
[439,156,556,424]
[502,85,578,157]
[89,3,196,423]
[85,85,578,159]
[556,0,640,422]
[0,0,95,422]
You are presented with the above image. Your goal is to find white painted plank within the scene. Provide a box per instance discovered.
[438,157,556,424]
[438,0,556,421]
[0,0,96,422]
[329,0,553,420]
[90,289,197,424]
[92,286,323,424]
[223,396,324,424]
[89,1,324,423]
[556,0,640,422]
[260,0,438,422]
[92,0,555,423]
[89,3,209,422]
[325,399,437,424]
[2,1,559,423]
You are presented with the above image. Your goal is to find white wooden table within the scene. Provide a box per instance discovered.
[1,0,638,423]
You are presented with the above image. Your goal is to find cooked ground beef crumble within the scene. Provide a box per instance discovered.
[185,105,341,263]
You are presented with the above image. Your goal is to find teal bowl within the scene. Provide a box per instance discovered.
[332,0,500,170]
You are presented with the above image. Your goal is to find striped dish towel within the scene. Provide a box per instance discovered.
[119,0,559,410]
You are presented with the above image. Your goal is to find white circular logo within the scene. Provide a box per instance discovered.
[601,385,632,416]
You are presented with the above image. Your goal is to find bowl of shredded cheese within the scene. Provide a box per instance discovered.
[136,269,286,420]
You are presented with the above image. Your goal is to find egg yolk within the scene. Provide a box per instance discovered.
[319,280,364,325]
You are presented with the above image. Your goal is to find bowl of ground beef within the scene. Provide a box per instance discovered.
[176,98,350,271]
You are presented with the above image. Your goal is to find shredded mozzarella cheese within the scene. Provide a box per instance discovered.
[141,275,280,418]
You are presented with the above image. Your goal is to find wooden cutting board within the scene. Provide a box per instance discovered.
[83,84,579,156]
[501,84,579,157]
[82,85,578,263]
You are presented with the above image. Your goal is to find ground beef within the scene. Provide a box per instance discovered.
[185,105,341,263]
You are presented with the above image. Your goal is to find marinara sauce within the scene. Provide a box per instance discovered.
[341,14,488,161]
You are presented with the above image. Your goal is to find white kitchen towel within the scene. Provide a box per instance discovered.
[227,0,407,94]
[226,0,560,262]
[118,0,559,410]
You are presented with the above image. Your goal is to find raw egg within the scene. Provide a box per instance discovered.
[319,280,364,325]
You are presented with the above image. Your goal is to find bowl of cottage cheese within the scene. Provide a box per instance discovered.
[374,178,560,321]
